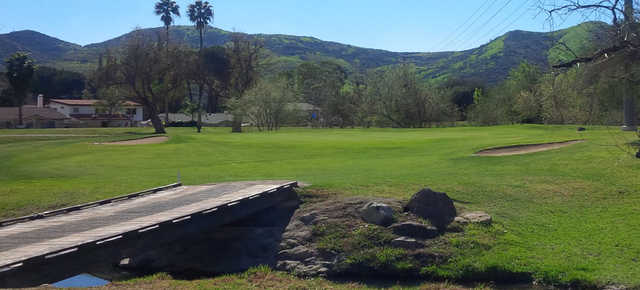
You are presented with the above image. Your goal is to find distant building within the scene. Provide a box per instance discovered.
[49,99,143,127]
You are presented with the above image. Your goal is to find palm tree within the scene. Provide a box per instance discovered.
[154,0,180,47]
[187,1,213,132]
[154,0,180,124]
[187,1,213,52]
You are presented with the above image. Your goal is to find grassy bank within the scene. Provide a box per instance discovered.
[90,266,489,289]
[1,125,638,286]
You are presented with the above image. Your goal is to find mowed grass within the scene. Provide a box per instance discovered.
[1,125,639,286]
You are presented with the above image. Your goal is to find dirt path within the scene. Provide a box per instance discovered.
[474,140,584,156]
[96,136,168,145]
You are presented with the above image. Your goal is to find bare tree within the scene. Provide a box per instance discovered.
[540,0,639,131]
[227,33,263,133]
[101,30,184,134]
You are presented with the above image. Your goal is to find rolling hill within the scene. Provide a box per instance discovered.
[0,22,611,85]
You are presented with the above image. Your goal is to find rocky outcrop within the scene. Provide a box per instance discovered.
[404,188,456,230]
[360,202,394,226]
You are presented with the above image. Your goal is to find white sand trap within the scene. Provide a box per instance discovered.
[474,140,584,156]
[96,136,168,145]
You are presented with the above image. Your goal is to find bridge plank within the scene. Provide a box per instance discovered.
[0,181,294,268]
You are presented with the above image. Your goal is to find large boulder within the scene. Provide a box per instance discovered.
[389,222,439,239]
[404,188,456,230]
[360,202,394,226]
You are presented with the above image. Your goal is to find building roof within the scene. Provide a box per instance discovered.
[0,106,69,121]
[50,99,142,107]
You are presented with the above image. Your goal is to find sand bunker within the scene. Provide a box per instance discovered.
[96,136,168,145]
[474,140,584,156]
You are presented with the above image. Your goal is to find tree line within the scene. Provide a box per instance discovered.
[1,0,637,137]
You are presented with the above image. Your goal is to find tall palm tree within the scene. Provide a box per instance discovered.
[187,1,213,133]
[154,0,180,124]
[154,0,180,47]
[187,1,213,52]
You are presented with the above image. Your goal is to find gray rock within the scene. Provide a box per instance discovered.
[282,223,313,242]
[391,236,424,250]
[389,222,439,239]
[457,211,492,225]
[299,213,318,225]
[296,264,330,277]
[360,201,394,226]
[276,260,301,271]
[279,238,300,249]
[454,216,467,223]
[298,212,327,225]
[404,188,456,230]
[278,245,314,260]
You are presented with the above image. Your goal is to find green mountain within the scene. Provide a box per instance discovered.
[0,22,612,84]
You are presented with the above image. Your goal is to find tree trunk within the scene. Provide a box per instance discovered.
[165,26,170,125]
[197,84,203,133]
[147,104,166,134]
[622,0,637,131]
[18,105,23,126]
[622,82,637,131]
[232,115,242,133]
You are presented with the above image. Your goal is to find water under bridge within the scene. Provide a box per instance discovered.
[0,180,299,288]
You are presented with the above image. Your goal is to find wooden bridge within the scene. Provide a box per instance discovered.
[0,180,298,288]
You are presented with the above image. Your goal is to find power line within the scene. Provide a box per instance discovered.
[453,0,515,50]
[429,0,492,52]
[496,5,534,37]
[437,0,499,51]
[466,0,531,48]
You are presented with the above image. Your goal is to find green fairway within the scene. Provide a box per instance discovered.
[0,125,638,286]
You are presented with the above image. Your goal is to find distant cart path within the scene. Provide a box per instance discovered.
[474,140,584,156]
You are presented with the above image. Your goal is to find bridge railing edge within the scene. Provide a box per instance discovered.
[0,183,183,228]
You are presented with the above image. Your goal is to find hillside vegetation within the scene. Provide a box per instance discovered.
[0,22,610,84]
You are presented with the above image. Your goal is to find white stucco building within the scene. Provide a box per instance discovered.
[49,99,143,127]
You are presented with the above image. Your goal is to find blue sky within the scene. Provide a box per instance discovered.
[0,0,592,52]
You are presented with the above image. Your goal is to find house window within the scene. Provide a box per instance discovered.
[72,108,79,113]
[126,109,136,115]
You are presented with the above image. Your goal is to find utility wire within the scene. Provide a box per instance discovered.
[429,0,492,52]
[466,0,531,48]
[450,0,514,50]
[494,5,535,39]
[437,0,499,51]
